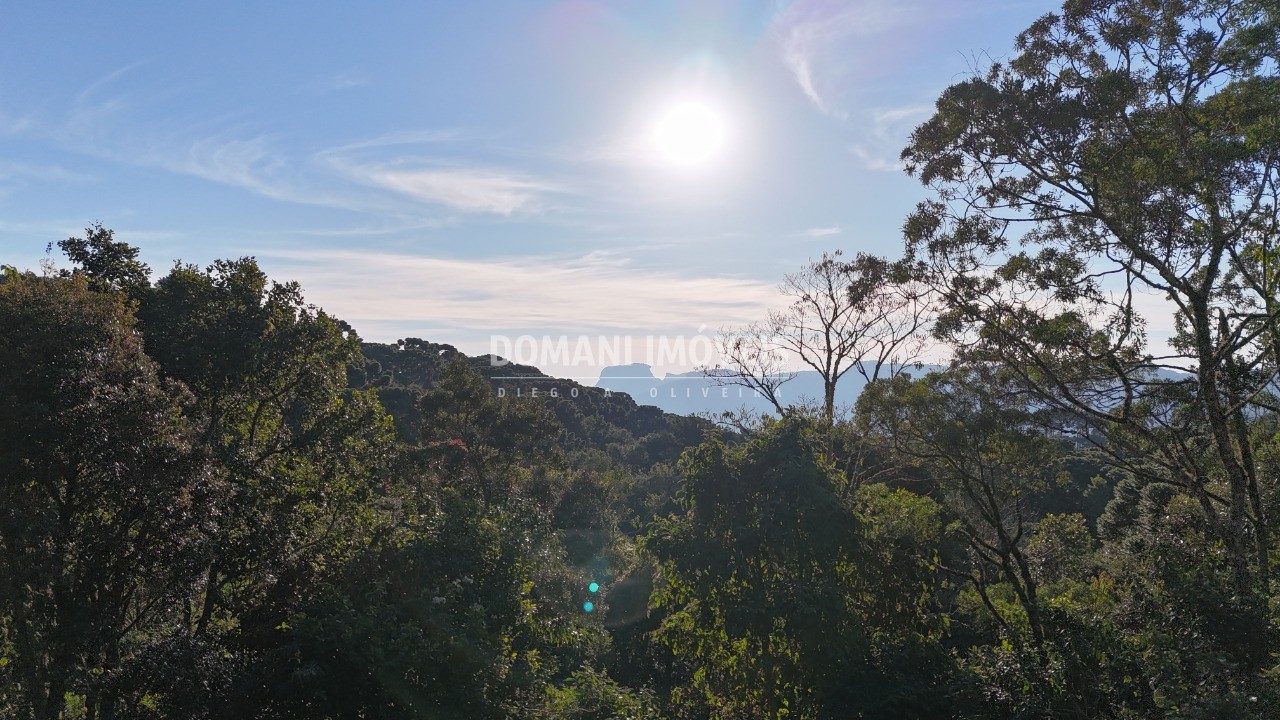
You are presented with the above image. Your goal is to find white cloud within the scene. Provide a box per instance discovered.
[70,122,558,217]
[316,132,563,215]
[849,103,934,172]
[356,167,558,215]
[0,161,92,185]
[74,61,150,106]
[285,218,447,237]
[6,67,327,206]
[773,0,912,117]
[132,133,392,212]
[1128,291,1179,335]
[797,226,842,238]
[258,248,779,332]
[0,111,32,136]
[176,135,286,197]
[322,69,367,91]
[319,129,461,154]
[13,60,555,218]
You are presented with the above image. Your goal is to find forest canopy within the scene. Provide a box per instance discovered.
[2,1,1280,718]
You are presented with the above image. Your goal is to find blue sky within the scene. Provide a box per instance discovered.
[0,0,1059,375]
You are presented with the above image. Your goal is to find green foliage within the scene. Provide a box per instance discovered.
[0,273,211,719]
[199,353,628,720]
[419,357,563,480]
[12,77,1280,718]
[1026,514,1096,586]
[240,489,601,720]
[896,2,1280,711]
[136,257,396,646]
[644,420,949,718]
[544,666,661,720]
[904,0,1280,593]
[54,222,151,294]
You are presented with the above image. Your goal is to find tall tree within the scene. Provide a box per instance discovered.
[643,420,946,719]
[858,368,1062,661]
[132,257,395,708]
[857,366,1171,717]
[0,273,212,720]
[709,251,932,426]
[902,0,1280,589]
[243,359,603,720]
[53,223,150,295]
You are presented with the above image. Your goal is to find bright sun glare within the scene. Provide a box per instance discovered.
[651,100,727,167]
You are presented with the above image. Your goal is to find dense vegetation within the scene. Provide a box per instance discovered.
[3,1,1279,718]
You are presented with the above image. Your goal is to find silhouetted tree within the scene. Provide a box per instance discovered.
[53,223,150,294]
[709,251,932,426]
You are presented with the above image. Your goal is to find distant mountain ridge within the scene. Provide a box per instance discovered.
[596,362,947,416]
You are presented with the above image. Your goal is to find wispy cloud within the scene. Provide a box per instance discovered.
[772,0,914,118]
[15,62,562,220]
[0,111,33,136]
[173,134,286,196]
[131,131,475,215]
[26,68,350,209]
[60,62,153,139]
[319,129,461,154]
[285,218,448,237]
[316,131,564,215]
[849,103,934,172]
[320,69,367,91]
[797,226,842,238]
[355,167,559,215]
[259,249,779,331]
[75,61,150,105]
[121,132,375,211]
[92,123,559,217]
[0,161,92,185]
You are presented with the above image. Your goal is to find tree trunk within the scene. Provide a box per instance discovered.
[1194,300,1255,590]
[822,378,836,428]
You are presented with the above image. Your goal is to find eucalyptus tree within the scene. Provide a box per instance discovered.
[857,366,1166,717]
[857,367,1062,660]
[902,0,1280,589]
[709,251,933,426]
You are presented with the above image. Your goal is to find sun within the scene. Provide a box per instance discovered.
[651,100,727,167]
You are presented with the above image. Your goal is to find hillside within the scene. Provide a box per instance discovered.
[355,338,711,470]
